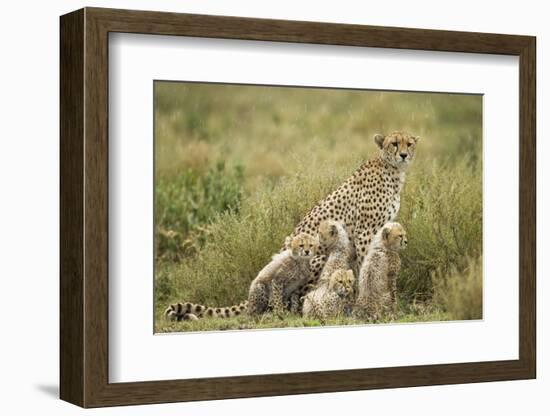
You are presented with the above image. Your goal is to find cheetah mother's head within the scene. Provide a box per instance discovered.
[374,131,420,168]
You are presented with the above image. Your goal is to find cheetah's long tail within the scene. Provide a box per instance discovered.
[164,300,249,321]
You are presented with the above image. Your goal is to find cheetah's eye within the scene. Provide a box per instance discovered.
[407,142,412,147]
[299,244,304,248]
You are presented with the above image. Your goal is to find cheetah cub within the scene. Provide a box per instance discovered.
[247,232,319,316]
[303,269,355,320]
[165,232,318,321]
[317,220,354,281]
[302,220,355,319]
[354,222,407,321]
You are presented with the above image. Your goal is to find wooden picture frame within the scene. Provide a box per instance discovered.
[60,7,536,408]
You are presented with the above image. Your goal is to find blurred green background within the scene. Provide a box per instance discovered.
[154,81,483,332]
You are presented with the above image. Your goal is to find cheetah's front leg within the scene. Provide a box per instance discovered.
[288,292,302,314]
[387,272,398,319]
[354,228,374,270]
[269,280,285,318]
[308,254,326,283]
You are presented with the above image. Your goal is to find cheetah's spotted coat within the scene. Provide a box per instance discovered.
[292,131,419,302]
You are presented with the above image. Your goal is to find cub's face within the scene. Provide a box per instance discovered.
[381,222,408,251]
[329,269,355,298]
[374,131,420,168]
[318,220,345,248]
[286,232,319,259]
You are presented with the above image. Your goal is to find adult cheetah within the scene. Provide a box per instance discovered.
[292,131,419,295]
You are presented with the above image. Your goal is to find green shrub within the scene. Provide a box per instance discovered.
[397,156,482,302]
[155,161,244,261]
[433,256,483,320]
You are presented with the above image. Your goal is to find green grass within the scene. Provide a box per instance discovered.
[153,82,483,332]
[156,310,455,333]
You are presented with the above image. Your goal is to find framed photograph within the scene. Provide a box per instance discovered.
[60,7,536,408]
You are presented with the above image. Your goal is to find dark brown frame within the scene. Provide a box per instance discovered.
[60,7,536,408]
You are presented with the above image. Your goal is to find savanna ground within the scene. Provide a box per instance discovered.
[154,82,483,333]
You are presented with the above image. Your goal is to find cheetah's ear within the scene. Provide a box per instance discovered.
[346,269,355,280]
[330,223,338,236]
[382,227,390,240]
[374,134,385,149]
[413,136,421,143]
